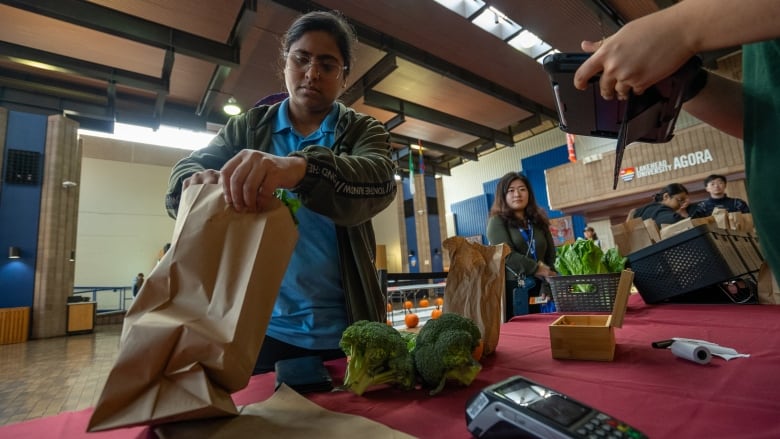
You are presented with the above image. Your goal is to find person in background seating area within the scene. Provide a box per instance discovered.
[486,172,557,321]
[633,183,689,228]
[690,174,750,218]
[132,273,144,298]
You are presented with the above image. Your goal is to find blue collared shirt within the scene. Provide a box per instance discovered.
[265,99,347,349]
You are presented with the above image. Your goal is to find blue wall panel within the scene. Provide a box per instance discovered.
[451,195,490,244]
[521,145,587,240]
[482,178,500,211]
[0,111,47,307]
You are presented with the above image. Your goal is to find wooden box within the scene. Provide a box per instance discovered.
[549,270,634,361]
[67,302,96,334]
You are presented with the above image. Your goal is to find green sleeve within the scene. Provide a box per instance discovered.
[289,108,397,226]
[486,215,540,277]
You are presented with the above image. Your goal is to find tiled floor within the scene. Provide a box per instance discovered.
[0,324,122,427]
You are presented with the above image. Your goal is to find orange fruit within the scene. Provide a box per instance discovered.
[472,339,484,361]
[405,313,419,328]
[430,309,443,320]
[386,319,393,326]
[419,298,430,307]
[435,297,444,306]
[387,302,393,312]
[403,300,413,309]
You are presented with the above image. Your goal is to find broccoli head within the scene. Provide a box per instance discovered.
[338,320,416,396]
[412,313,482,395]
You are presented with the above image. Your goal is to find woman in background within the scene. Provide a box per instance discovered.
[486,172,557,320]
[633,183,689,227]
[583,226,601,248]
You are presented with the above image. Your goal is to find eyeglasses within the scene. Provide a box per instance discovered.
[674,196,688,205]
[285,52,347,80]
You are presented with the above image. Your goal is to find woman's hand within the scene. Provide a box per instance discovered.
[220,150,307,212]
[182,169,220,190]
[535,262,557,280]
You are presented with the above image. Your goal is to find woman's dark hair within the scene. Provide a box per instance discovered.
[584,226,598,240]
[652,183,688,202]
[280,10,356,77]
[489,172,550,228]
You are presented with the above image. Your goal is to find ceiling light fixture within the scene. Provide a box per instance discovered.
[223,97,242,116]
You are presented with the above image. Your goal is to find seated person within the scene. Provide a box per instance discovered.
[633,183,689,227]
[690,174,750,217]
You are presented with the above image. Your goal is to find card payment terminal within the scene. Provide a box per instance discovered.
[465,376,647,439]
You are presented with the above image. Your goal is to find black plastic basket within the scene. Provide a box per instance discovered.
[627,224,760,304]
[548,273,622,313]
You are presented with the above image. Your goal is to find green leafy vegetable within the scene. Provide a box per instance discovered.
[554,239,626,292]
[412,313,482,396]
[273,189,301,225]
[339,320,416,396]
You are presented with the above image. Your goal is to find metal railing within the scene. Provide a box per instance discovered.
[73,286,133,314]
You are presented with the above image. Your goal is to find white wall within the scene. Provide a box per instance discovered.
[441,127,566,211]
[75,158,176,286]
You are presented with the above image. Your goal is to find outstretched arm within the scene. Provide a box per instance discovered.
[574,0,780,101]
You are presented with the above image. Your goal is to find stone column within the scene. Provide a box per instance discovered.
[32,115,81,338]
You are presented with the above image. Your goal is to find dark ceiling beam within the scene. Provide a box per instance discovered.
[392,150,451,177]
[384,113,405,131]
[390,133,478,162]
[583,1,625,33]
[0,79,222,133]
[365,90,514,146]
[152,49,175,127]
[0,41,168,93]
[196,0,257,117]
[0,0,240,67]
[509,114,542,136]
[340,53,397,106]
[270,0,556,119]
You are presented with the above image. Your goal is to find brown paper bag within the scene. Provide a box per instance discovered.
[757,262,780,305]
[712,207,729,230]
[441,236,509,356]
[154,384,415,438]
[88,184,298,431]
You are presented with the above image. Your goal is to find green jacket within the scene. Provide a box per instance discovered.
[486,215,556,278]
[165,102,397,324]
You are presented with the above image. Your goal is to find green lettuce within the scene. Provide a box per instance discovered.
[554,239,626,292]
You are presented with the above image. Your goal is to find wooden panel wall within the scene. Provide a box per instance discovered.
[547,122,744,217]
[32,115,81,339]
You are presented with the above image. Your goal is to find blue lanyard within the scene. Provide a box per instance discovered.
[519,224,537,261]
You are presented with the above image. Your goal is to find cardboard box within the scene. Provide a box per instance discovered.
[549,270,634,361]
[611,219,659,255]
[659,217,714,240]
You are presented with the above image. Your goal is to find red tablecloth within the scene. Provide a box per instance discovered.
[4,295,780,438]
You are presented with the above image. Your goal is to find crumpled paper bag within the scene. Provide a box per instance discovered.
[442,236,509,356]
[154,384,415,438]
[758,261,780,305]
[88,184,298,431]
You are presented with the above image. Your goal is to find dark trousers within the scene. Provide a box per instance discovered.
[253,335,346,375]
[504,279,541,322]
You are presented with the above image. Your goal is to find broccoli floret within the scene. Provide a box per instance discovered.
[412,313,482,395]
[338,320,416,396]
